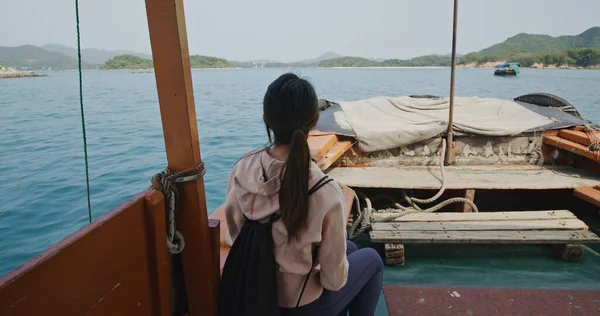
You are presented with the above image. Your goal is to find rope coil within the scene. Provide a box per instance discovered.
[151,162,206,254]
[585,125,600,153]
[347,139,479,240]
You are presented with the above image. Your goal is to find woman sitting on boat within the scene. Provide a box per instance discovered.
[219,73,383,316]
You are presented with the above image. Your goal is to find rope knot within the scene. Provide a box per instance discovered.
[151,162,206,254]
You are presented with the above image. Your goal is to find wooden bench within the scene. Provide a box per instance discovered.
[369,210,600,266]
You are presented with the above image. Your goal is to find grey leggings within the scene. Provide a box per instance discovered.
[280,241,384,316]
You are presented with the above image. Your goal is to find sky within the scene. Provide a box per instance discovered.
[2,0,600,62]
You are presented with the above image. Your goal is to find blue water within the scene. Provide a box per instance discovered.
[1,68,600,276]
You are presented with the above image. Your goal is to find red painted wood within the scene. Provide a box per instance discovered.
[145,190,172,316]
[544,135,600,162]
[308,134,338,161]
[209,207,230,273]
[383,285,600,316]
[574,187,600,208]
[0,189,167,316]
[559,130,594,146]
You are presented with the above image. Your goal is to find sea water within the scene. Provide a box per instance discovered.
[1,67,600,276]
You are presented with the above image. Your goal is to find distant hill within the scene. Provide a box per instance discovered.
[475,27,600,57]
[42,44,152,66]
[0,45,89,70]
[247,59,280,64]
[5,27,599,71]
[320,54,454,68]
[230,52,345,68]
[319,57,378,67]
[299,52,344,64]
[461,27,600,66]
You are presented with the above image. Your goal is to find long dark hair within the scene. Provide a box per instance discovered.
[263,73,319,241]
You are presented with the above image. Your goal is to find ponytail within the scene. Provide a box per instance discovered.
[279,129,311,241]
[262,73,319,240]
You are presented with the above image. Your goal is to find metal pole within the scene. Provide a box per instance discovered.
[445,0,458,165]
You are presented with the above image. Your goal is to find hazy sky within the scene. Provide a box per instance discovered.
[2,0,599,62]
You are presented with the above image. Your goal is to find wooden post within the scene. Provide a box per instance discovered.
[145,190,172,316]
[208,219,221,286]
[144,0,217,315]
[384,243,405,266]
[453,189,475,213]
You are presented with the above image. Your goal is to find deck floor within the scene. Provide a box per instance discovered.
[328,166,600,190]
[382,286,600,316]
[367,211,600,315]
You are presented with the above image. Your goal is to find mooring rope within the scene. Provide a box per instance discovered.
[585,124,600,154]
[151,162,206,254]
[347,139,479,240]
[75,0,92,223]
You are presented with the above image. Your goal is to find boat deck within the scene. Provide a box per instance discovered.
[371,210,600,315]
[310,127,600,314]
[327,165,600,190]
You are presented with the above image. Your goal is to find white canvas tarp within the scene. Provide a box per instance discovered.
[335,96,554,152]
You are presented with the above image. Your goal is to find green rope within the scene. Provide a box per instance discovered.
[75,0,92,223]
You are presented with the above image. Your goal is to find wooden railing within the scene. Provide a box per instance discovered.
[0,189,220,316]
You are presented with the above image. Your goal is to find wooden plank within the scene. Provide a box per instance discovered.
[371,210,577,222]
[0,190,154,316]
[543,130,560,137]
[208,219,220,294]
[318,141,352,170]
[372,219,588,231]
[208,207,231,273]
[308,134,338,161]
[574,187,600,207]
[341,186,355,222]
[144,190,171,316]
[328,166,600,190]
[543,135,599,162]
[145,0,217,314]
[559,130,593,146]
[370,230,600,244]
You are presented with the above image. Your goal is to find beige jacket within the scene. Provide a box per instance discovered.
[223,148,349,307]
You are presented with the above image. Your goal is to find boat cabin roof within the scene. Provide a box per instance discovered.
[496,62,520,68]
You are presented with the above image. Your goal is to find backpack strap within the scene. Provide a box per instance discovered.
[296,246,319,307]
[296,175,333,307]
[308,175,334,196]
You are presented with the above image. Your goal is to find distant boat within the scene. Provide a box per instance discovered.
[494,62,520,76]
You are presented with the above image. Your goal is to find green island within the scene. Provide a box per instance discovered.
[100,54,154,69]
[189,55,234,68]
[99,54,234,69]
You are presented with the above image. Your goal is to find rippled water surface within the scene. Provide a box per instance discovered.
[1,68,600,275]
